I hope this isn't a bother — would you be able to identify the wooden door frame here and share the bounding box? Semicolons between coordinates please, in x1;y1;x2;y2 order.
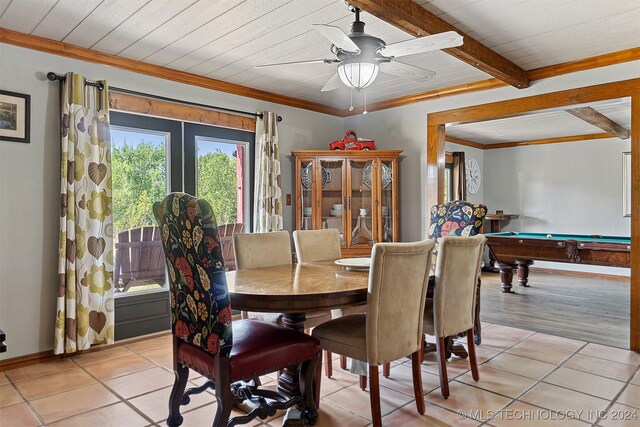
426;78;640;351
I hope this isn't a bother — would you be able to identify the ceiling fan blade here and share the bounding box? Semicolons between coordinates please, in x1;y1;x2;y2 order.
381;31;463;58
380;61;436;81
321;73;343;92
256;59;337;68
313;24;360;53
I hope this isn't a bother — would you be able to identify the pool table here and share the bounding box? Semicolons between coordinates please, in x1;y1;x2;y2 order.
485;232;631;293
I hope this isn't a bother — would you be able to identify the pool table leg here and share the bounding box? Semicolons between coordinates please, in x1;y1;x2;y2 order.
516;260;534;287
497;262;515;293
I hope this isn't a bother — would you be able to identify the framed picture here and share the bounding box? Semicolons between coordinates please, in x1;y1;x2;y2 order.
0;90;30;143
623;151;631;217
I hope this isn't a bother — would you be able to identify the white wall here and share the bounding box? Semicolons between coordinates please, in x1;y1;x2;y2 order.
0;43;343;360
484;137;631;275
344;60;638;262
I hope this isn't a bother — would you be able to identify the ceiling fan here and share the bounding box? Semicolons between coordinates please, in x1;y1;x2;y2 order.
256;4;463;95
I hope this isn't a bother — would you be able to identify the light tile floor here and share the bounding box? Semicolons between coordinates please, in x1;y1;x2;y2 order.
1;325;640;426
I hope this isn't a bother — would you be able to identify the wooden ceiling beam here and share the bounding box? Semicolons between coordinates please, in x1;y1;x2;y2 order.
566;107;630;139
483;132;612;149
445;135;486;150
348;0;529;89
344;47;640;116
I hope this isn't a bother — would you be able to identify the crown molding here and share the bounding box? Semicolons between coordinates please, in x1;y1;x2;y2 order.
1;28;637;119
344;47;640;116
0;28;343;117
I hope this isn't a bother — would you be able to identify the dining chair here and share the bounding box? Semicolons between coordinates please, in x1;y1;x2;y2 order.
312;240;435;427
153;193;321;427
428;200;487;349
424;235;486;398
293;228;367;381
380;201;487;380
234;230;332;329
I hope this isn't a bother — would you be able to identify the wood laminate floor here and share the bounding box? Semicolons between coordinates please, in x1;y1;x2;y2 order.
480;270;630;349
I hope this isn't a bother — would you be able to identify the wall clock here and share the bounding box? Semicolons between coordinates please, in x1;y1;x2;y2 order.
465;157;481;195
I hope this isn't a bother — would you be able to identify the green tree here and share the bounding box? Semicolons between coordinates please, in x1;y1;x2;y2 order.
111;142;239;237
197;150;238;225
111;140;166;236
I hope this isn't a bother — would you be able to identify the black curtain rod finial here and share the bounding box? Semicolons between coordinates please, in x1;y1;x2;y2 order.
47;72;63;82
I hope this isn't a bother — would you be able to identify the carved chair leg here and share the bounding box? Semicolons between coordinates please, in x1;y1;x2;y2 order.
324;351;332;378
340;355;347;370
436;337;450;399
212;357;233;427
299;354;320;426
359;375;367;390
467;328;479;381
419;334;425;364
369;365;382;427
411;350;425;415
383;363;390;378
167;363;189;427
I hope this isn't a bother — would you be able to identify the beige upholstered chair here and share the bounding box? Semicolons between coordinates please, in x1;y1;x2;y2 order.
293;229;342;263
423;235;486;398
293;229;366;379
312;240;435;427
233;230;332;328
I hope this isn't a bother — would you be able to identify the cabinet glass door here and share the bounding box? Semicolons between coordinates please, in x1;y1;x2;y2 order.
319;159;345;246
348;160;375;247
299;159;315;230
379;159;395;242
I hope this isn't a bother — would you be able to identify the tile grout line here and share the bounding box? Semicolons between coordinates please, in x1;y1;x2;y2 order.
449;330;588;425
591;364;640;426
2;372;47;426
482;339;603;425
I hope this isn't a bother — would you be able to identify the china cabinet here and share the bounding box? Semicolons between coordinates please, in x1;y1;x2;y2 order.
292;150;401;257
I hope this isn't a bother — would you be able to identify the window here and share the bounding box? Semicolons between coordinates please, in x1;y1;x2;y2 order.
444;162;453;202
109;111;254;339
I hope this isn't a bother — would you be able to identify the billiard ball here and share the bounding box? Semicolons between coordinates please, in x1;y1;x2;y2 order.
546;234;552;239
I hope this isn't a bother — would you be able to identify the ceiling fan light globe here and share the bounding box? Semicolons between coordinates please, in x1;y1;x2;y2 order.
337;62;379;90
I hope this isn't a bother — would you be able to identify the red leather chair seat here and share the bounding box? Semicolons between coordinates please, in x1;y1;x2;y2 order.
177;319;320;382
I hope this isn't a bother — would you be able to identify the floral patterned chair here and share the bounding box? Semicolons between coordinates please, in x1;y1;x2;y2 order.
428;201;488;258
428;200;487;347
154;193;321;427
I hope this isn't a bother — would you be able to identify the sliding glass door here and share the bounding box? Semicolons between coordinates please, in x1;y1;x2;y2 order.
110;112;253;339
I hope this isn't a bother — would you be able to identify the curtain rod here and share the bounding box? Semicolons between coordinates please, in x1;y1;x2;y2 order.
46;72;282;122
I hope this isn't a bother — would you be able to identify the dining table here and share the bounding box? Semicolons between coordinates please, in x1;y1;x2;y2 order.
225;259;481;424
226;261;369;425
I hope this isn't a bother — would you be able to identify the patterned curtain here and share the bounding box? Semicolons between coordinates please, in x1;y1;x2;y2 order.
452;151;467;201
253;112;283;232
55;73;114;354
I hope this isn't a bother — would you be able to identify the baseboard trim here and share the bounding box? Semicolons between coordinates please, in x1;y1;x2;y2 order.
0;330;171;372
0;350;58;372
529;267;630;282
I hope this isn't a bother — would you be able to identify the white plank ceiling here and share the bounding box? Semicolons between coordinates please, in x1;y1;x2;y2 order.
446;98;631;144
0;0;638;110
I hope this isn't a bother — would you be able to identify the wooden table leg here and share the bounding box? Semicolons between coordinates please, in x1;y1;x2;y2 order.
497;262;516;293
279;313;307;397
516;260;534;287
279;313;309;427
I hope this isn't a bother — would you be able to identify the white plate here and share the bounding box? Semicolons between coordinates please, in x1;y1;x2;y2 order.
335;257;371;271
